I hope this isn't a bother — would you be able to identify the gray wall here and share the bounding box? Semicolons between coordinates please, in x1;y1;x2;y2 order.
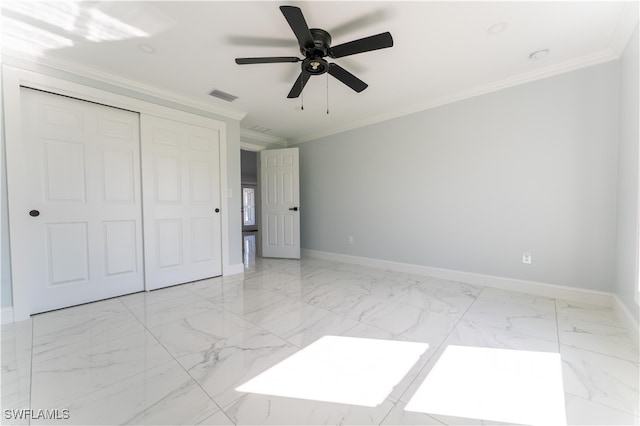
297;61;621;292
0;58;243;309
615;24;640;321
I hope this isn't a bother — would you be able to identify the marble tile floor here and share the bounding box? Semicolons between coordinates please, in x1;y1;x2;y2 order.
1;256;638;425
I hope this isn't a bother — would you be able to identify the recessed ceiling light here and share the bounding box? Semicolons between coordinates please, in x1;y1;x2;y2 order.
529;48;550;61
137;43;156;54
487;22;508;35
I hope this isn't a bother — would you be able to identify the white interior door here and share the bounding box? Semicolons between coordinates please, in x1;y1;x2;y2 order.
141;114;222;290
15;88;144;314
261;147;300;259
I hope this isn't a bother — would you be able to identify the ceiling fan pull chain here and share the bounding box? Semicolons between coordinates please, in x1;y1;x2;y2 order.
326;73;330;115
301;77;304;110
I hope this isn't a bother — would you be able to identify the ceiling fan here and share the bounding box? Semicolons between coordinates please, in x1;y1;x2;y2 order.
235;5;393;98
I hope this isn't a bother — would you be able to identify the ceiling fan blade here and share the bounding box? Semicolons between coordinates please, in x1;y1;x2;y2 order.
236;57;301;65
327;63;368;93
280;6;315;50
330;32;393;58
287;72;311;98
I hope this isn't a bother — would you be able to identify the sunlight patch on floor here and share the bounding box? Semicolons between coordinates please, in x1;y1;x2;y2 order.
405;345;566;425
236;335;429;407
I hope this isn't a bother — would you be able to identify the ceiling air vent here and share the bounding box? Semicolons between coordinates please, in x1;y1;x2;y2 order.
249;125;271;133
208;89;238;102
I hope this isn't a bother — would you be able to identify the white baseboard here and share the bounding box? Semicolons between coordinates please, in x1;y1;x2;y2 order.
1;307;14;324
302;249;613;307
224;263;245;276
1;264;246;325
613;294;640;348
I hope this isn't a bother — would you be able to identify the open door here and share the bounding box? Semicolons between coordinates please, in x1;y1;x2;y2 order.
261;148;300;259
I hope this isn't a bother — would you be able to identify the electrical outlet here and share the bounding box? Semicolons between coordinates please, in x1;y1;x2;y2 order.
347;236;354;245
522;252;532;264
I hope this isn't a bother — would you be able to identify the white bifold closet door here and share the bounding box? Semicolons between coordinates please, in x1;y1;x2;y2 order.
18;88;144;314
141;115;222;290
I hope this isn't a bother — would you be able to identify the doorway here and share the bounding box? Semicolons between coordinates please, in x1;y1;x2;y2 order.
241;150;260;262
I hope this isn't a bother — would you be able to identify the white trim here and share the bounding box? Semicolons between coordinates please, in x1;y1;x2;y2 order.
224;263;245;276
289;49;619;145
240;129;287;147
240;142;267;152
610;2;640;56
302;249;613;307
1;307;14;324
218;125;232;281
4;67;31;322
3;65;234;321
613;294;640;348
637;15;640;308
3;53;247;121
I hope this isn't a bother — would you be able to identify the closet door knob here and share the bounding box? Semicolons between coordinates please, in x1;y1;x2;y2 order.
215;208;220;213
29;210;40;217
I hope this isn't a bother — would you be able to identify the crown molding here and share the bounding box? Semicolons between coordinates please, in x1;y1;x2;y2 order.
240;128;288;147
610;2;639;56
289;48;620;145
1;52;248;121
240;142;267;152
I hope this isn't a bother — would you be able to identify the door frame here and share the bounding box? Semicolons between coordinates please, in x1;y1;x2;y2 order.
241;184;258;232
240;143;267;258
2;66;232;321
260;147;301;259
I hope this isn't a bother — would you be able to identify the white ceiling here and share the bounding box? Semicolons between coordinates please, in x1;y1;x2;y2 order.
2;1;638;144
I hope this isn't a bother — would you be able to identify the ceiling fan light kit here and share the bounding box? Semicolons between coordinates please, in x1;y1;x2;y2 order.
235;5;393;99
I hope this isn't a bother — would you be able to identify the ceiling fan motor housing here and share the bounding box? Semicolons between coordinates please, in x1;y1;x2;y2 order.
303;28;331;56
300;29;331;75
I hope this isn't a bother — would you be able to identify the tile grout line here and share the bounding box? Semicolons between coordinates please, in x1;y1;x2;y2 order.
154;273;337;420
453;293;561;346
182;278;330;418
382;282;488;411
34;299;209;423
184;267;364;349
179;264;432;422
554;298;561;354
377;283;489;425
553;298;639;363
116;296;237;425
182;276;312;349
565;390;640;420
